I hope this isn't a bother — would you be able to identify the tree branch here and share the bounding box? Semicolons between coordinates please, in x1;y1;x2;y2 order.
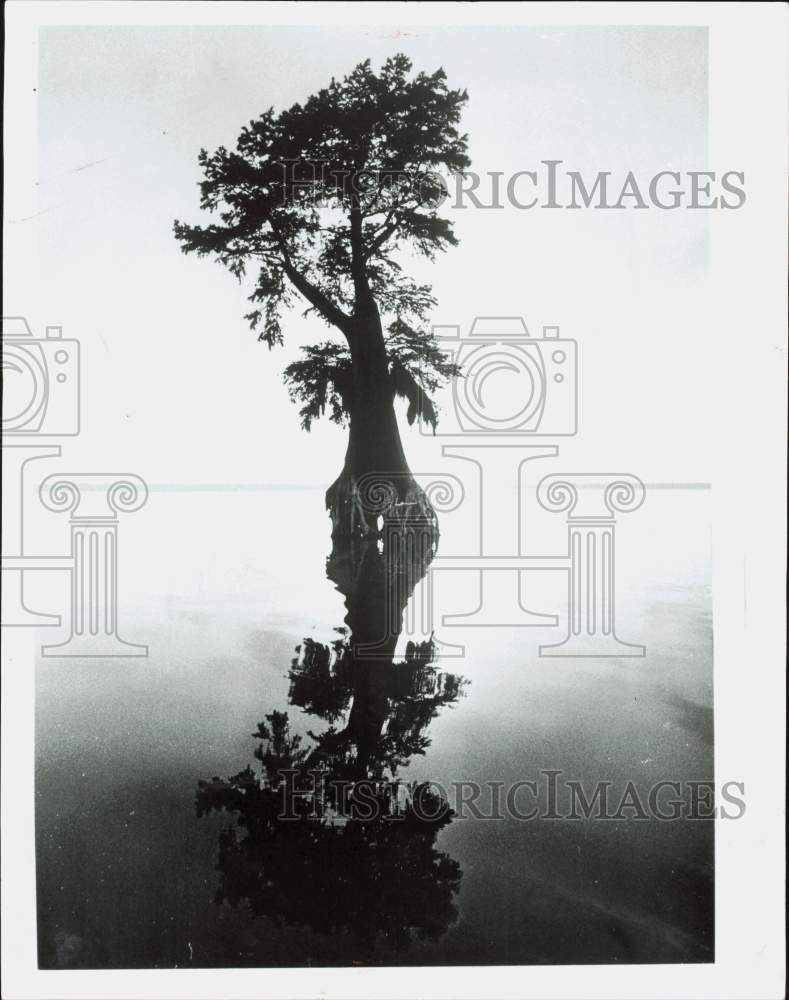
365;220;398;261
272;227;353;336
349;200;374;313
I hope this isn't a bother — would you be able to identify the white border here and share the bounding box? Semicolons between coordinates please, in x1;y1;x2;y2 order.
3;3;787;998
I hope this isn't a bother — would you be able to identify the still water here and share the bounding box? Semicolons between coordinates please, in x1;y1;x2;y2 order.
36;487;713;968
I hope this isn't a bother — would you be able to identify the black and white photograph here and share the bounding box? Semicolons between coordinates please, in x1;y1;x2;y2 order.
2;4;786;999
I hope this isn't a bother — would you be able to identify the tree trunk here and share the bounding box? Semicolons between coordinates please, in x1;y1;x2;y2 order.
326;527;428;777
325;309;437;542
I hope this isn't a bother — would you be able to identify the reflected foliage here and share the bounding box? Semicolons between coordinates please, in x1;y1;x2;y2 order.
196;526;468;956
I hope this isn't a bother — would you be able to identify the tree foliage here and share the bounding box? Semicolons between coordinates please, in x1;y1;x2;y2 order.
283;319;461;431
174;54;469;431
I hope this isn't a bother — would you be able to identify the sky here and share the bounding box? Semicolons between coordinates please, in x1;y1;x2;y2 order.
18;24;710;486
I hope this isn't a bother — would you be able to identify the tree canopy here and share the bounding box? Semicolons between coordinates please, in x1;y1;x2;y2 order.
174;54;469;432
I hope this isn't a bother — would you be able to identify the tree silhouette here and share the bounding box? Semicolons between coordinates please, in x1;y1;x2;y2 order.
174;55;469;535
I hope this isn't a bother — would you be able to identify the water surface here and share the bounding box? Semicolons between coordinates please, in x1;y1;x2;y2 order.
36;488;713;967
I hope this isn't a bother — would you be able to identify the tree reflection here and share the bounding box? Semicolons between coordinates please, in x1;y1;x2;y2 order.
196;521;467;956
